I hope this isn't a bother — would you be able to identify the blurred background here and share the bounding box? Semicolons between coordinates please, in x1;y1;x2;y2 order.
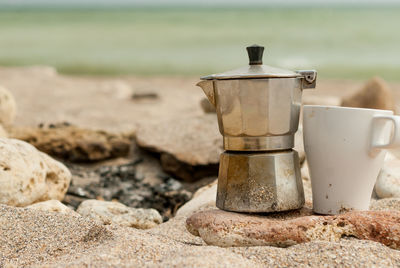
0;0;400;234
0;0;399;80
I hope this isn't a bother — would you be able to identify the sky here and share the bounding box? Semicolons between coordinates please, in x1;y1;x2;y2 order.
0;0;399;6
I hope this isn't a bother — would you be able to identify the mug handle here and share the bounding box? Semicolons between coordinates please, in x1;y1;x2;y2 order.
370;115;400;151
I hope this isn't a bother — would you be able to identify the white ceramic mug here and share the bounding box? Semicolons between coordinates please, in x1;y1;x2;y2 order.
303;105;400;214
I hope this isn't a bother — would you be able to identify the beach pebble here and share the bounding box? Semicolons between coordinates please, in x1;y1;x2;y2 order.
0;85;17;126
27;200;77;215
77;199;162;229
0;138;71;207
341;77;394;111
186;209;400;249
375;160;400;199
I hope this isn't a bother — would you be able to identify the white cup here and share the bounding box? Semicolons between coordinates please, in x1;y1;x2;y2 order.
303;105;400;214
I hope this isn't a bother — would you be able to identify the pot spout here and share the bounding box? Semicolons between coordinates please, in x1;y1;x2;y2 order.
196;80;215;107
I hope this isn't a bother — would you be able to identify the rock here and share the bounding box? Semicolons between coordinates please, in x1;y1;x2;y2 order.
370;198;400;211
39;152;72;201
375;160;400;199
136;115;221;166
176;180;217;217
341;77;394;111
0;138;71;206
136;115;222;181
77;200;162;229
200;98;216;113
27;200;77;215
186;209;400;249
160;153;218;182
10;123;132;162
0;85;17;126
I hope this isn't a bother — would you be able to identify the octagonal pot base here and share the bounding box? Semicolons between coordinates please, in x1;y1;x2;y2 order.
216;149;305;213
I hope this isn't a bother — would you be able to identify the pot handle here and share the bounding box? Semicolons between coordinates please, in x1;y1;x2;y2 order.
370;115;400;155
297;70;317;89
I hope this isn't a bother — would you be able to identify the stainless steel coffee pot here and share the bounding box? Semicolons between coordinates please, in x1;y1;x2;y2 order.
197;45;316;152
197;45;317;213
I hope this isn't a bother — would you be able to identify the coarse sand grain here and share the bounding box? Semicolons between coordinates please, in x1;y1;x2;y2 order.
1;205;400;267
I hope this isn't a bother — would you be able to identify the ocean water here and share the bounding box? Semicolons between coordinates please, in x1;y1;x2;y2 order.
0;7;399;80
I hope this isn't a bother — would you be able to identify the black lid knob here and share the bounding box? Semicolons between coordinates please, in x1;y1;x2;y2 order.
246;44;264;65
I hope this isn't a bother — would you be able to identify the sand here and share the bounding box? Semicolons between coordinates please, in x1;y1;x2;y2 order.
1;205;400;267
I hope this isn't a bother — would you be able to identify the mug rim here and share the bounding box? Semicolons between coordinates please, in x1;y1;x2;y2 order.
303;105;393;114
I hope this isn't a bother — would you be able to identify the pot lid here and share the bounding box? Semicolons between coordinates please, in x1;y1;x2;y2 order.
201;45;302;80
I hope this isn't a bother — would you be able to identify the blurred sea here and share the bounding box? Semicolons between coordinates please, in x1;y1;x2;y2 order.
0;6;399;80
